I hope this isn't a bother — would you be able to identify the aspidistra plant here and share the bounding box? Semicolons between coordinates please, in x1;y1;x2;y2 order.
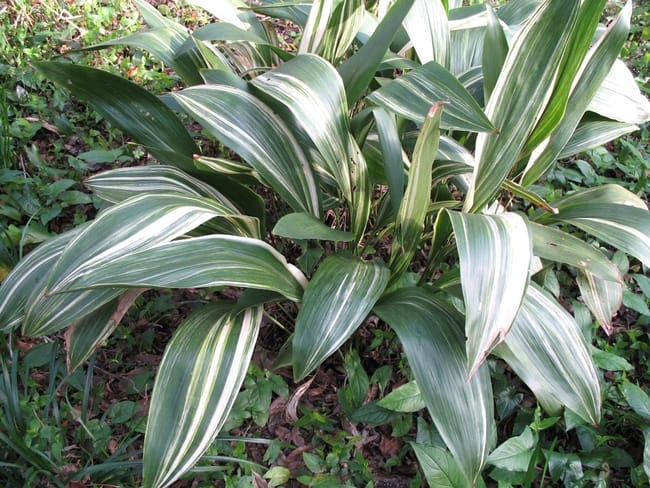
1;0;649;486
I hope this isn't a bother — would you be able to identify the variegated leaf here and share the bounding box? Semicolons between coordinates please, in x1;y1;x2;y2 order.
521;1;632;185
86;165;238;210
143;302;263;488
293;254;390;380
0;227;81;332
587;58;650;125
402;0;449;67
558;120;639;160
465;0;581;211
446;210;532;377
390;103;444;279
367;61;495;133
299;0;364;63
46;194;245;293
173;85;321;217
495;284;600;424
530;222;621;283
375;287;495;485
251;54;353;201
536;185;650;268
58;235;307;302
576;271;622;335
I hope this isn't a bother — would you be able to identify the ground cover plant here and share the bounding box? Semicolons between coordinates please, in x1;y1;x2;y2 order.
1;0;650;487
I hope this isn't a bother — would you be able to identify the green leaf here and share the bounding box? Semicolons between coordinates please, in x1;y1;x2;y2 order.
623;288;650;316
367;61;495;133
61;235;307;302
487;427;536;472
621;382;650;422
372;108;405;214
173;85;321;217
272;213;353;242
389;103;443;279
375;287;495;484
410;443;470;488
142;302;262;488
643;426;650;480
402;0;449;67
378;381;426;413
521;1;632;185
35;62;200;172
494;284;601;425
465;0;581;211
530;223;621;283
337;0;416;105
577;271;622;335
65;289;144;372
481;5;508;101
590;347;633;372
447;210;532;377
293;254;389;380
251;54;353;202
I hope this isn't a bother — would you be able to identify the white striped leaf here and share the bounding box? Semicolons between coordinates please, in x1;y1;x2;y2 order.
446;210;532;377
367;61;495;133
350;136;373;245
59;235;307;302
389;103;444;280
0;227;81;332
299;0;364;64
292;254;390;380
46;194;246;294
35;62;200;172
86;165;239;209
251;54;353;202
465;0;581;212
530;223;621;283
142;302;263;488
85;166;261;238
402;0;449;67
521;1;632;185
494;283;601;425
576;270;622;336
537;186;650;268
587;58;650;125
65;289;145;372
375;287;495;485
558;120;639;160
523;0;607;153
25;288;128;338
173;85;321;217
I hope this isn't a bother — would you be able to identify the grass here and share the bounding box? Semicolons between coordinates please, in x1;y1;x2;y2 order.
0;0;649;486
